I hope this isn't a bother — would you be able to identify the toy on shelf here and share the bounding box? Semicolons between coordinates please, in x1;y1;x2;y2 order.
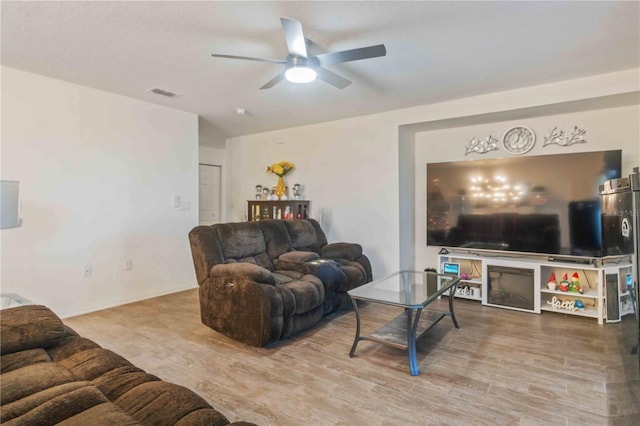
569;272;584;294
559;273;570;292
574;300;585;310
547;272;557;290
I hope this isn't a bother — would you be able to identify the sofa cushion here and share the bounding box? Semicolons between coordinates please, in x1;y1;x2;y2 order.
321;242;363;261
0;362;77;405
1;305;66;355
115;381;219;425
226;252;273;271
55;347;133;382
260;219;293;259
276;275;324;315
47;336;101;362
284;220;321;251
1;381;91;423
272;270;304;283
1;348;51;373
2;385;116;426
91;366;160;401
175;408;231;426
215;222;273;270
56;401;140;426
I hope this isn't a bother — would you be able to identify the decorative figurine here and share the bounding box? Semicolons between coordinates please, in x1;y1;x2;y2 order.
293;183;302;200
569;272;583;293
547;272;557;290
559;274;570;292
574;300;585;310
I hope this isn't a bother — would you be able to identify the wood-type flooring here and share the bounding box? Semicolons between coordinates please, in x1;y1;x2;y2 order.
65;289;640;425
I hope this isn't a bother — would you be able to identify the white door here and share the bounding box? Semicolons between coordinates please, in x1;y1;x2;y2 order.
199;164;221;225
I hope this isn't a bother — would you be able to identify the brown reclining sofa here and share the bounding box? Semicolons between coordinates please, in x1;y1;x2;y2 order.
0;304;254;425
189;219;372;347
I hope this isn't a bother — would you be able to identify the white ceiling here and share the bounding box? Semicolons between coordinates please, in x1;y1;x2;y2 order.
2;1;639;148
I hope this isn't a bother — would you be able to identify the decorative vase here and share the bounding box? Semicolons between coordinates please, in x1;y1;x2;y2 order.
275;176;286;199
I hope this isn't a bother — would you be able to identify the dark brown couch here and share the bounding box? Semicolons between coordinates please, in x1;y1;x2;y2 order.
189;219;372;347
0;305;253;425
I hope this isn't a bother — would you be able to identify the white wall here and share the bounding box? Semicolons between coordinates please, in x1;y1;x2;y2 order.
225;69;639;279
226;116;400;277
0;67;199;318
199;145;225;166
414;104;640;269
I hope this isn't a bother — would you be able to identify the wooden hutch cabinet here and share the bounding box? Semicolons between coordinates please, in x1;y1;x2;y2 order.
247;200;310;221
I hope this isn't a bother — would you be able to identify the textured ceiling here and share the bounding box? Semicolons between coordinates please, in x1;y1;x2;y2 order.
2;1;639;148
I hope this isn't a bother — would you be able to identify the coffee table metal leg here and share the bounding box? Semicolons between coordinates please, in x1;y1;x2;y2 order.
407;308;423;376
349;298;361;357
448;282;460;329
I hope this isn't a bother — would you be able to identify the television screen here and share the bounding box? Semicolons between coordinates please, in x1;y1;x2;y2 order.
426;150;621;257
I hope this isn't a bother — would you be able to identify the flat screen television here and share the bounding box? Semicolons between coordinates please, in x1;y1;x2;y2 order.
426;150;621;257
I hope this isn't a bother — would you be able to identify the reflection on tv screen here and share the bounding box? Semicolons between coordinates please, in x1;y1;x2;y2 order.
426;150;621;257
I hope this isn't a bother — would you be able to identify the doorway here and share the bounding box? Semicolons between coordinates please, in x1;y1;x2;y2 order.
199;164;221;225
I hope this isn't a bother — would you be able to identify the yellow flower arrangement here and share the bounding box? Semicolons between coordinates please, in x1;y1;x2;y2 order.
266;161;294;177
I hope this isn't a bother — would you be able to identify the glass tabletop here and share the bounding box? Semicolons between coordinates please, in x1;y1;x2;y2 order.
0;293;32;310
347;270;460;308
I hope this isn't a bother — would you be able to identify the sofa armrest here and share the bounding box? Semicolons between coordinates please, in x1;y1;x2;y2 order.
278;251;320;264
273;251;320;272
0;305;66;355
199;276;281;347
320;242;363;261
209;263;276;286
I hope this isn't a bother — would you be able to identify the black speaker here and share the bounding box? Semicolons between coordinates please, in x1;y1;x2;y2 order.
424;267;438;295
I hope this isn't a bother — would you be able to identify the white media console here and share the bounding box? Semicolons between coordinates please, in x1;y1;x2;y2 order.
437;251;634;325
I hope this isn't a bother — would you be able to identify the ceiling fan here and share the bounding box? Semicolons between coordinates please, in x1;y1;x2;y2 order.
211;17;386;89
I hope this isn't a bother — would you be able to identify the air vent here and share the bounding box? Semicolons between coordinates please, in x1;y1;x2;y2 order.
148;88;177;97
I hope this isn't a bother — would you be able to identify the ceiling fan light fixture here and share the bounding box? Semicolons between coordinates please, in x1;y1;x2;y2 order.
285;66;316;84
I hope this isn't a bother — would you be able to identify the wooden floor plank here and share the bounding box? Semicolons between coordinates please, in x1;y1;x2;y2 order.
64;289;640;425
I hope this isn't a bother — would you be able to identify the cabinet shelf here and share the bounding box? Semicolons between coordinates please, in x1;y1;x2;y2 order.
540;304;599;318
540;288;598;299
248;200;309;221
437;255;484;303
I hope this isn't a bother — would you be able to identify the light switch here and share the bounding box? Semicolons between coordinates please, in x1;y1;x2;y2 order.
173;195;181;208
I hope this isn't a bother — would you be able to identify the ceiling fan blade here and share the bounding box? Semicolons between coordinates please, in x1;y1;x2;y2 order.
280;17;308;58
259;72;285;90
211;53;285;65
315;44;386;66
315;67;351;89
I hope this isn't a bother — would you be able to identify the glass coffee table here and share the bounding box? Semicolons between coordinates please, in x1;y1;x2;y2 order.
348;270;461;376
0;293;32;310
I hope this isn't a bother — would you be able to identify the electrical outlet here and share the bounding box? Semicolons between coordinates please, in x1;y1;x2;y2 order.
83;264;92;277
124;259;133;271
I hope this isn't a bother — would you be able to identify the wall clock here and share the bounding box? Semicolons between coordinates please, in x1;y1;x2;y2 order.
502;126;535;155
